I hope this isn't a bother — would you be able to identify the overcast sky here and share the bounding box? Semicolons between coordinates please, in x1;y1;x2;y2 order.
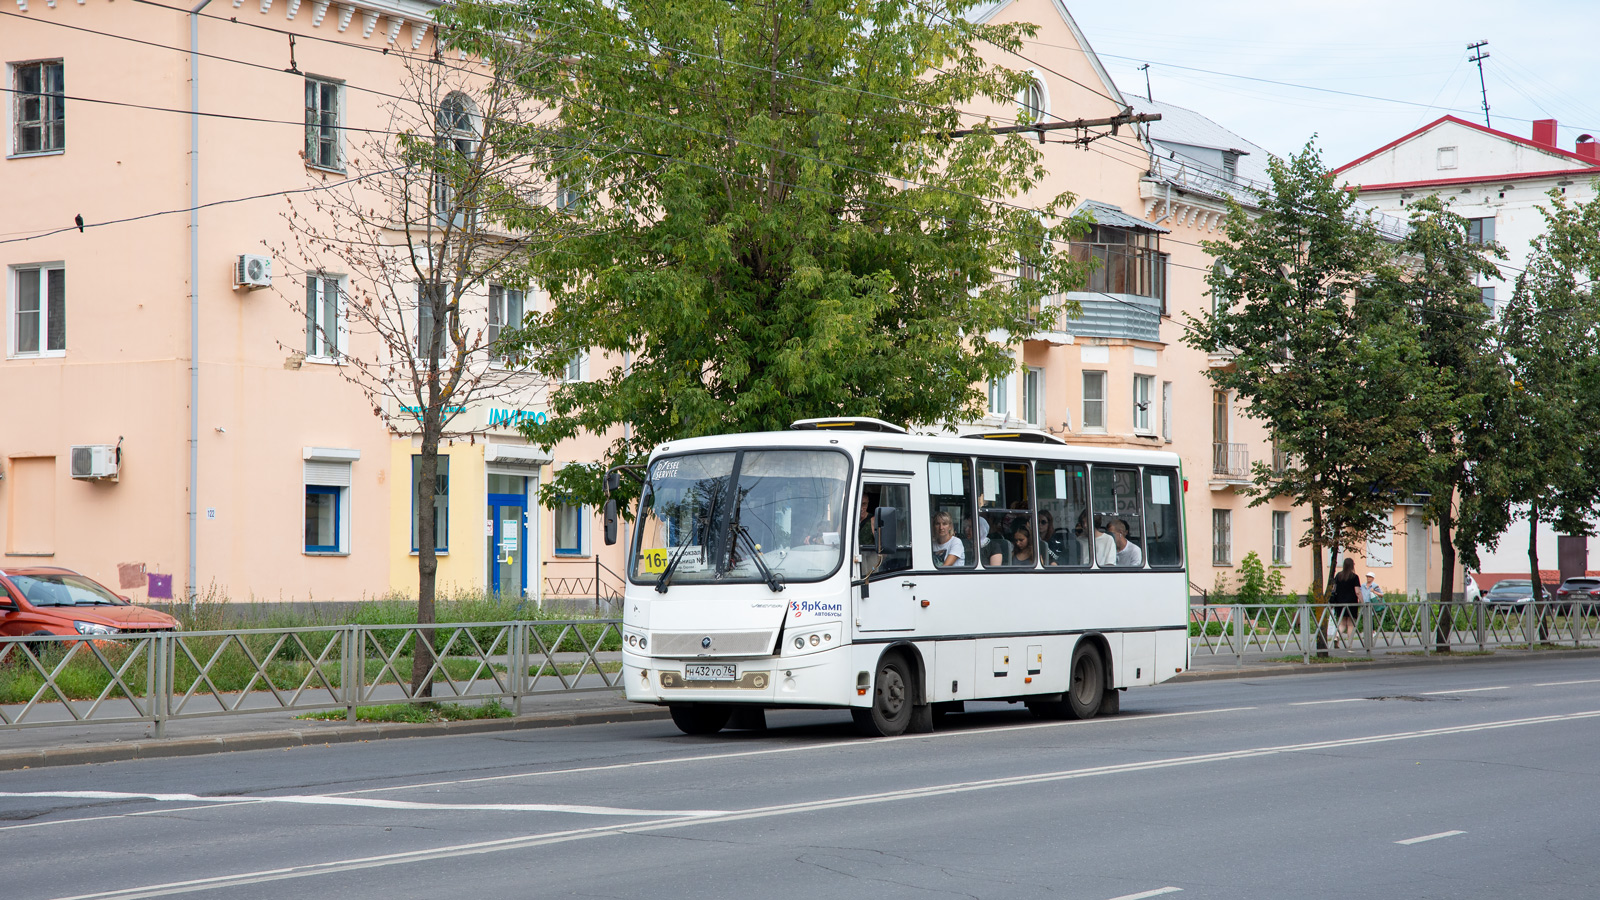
1062;1;1600;168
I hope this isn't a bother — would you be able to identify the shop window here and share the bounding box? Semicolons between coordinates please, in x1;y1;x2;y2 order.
411;454;449;552
554;500;586;555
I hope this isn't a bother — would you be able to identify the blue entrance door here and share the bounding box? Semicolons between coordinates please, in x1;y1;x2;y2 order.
487;475;529;597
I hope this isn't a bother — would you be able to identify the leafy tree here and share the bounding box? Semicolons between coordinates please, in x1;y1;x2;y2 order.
441;0;1087;507
1185;142;1445;653
1366;194;1504;649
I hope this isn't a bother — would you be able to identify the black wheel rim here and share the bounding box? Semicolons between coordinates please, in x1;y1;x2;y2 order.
1072;655;1096;706
879;665;906;718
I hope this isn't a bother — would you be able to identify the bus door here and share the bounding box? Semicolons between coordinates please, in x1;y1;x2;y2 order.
854;477;917;633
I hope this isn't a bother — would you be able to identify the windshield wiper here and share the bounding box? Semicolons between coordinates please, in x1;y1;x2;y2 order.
654;537;699;594
733;524;785;593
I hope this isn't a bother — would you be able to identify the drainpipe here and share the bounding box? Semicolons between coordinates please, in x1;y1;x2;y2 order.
188;0;213;611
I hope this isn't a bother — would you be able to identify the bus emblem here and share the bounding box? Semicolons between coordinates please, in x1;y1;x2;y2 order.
701;636;712;649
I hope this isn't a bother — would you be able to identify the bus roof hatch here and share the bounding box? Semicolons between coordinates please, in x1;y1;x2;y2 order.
790;417;909;435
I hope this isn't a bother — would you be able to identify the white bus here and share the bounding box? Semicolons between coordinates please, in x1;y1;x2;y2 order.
607;418;1190;737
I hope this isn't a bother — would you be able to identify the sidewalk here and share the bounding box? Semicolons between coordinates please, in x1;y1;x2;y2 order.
2;646;1596;772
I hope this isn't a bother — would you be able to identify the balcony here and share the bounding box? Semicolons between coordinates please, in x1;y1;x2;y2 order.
1068;242;1169;308
1212;442;1249;481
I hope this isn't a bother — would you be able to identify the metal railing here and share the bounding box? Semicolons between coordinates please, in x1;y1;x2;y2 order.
542;558;626;612
0;619;622;735
1212;441;1249;478
1190;598;1600;664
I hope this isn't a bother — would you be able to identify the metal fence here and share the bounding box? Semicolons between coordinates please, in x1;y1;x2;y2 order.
1190;599;1600;664
0;619;622;736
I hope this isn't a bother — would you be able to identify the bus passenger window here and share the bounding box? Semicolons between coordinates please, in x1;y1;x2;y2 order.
1090;465;1145;568
927;457;975;568
1035;461;1087;568
977;458;1037;568
1142;467;1183;567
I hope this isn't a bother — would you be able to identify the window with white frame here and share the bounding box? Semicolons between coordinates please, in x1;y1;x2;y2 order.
987;371;1014;418
1019;77;1046;124
433;93;477;227
1133;374;1153;433
564;351;589;383
1161;380;1173;442
304;76;343;170
410;454;449;553
12;264;64;357
488;285;524;361
1272;510;1290;565
416;282;451;361
553;500;586;555
305;274;344;359
1212;509;1232;566
303;453;355;555
1022;366;1043;426
12;60;64;155
1081;371;1106;432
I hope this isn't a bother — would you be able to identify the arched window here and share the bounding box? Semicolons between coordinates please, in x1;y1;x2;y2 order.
1020;78;1046;125
433;92;479;226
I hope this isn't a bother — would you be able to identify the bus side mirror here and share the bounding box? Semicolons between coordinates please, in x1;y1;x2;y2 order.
873;506;899;555
604;469;621;494
603;499;618;546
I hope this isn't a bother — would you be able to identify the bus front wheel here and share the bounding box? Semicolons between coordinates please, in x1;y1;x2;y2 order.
669;703;732;735
852;651;914;737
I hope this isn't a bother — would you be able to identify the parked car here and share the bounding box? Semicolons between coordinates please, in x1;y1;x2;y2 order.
0;567;180;639
1464;574;1481;604
1483;578;1534;610
1554;577;1600;614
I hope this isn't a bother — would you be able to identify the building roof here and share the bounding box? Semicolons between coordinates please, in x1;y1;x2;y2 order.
1332;115;1594;178
1127;97;1275;204
1074;199;1169;233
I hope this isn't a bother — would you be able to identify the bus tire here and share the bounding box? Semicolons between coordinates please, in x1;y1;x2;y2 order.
852;651;914;737
668;703;732;735
1100;686;1121;717
1065;643;1105;720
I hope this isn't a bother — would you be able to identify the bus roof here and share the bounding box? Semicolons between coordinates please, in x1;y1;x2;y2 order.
651;429;1183;468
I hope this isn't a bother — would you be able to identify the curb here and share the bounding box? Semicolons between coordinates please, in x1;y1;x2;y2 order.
0;704;671;772
1173;646;1600;682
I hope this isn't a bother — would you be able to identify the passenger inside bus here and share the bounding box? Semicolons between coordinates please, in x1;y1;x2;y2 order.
1108;518;1143;567
979;509;1012;565
931;511;965;567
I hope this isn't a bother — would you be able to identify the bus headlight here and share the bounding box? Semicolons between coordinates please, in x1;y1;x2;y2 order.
794;636;805;649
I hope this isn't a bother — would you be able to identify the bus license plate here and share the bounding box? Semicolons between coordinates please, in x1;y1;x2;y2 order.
685;663;736;681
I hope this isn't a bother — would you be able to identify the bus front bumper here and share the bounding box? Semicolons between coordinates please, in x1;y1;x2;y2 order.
622;645;863;707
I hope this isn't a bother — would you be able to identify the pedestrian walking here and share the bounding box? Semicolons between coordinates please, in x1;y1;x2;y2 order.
1329;558;1361;646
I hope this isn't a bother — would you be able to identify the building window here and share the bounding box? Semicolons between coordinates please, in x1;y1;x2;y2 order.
305;274;343;359
1020;77;1046;124
1082;371;1106;432
554;500;585;555
555;177;582;213
1272;511;1290;565
564;352;589;383
988;371;1014;418
12;264;65;357
1022;367;1043;426
488;285;524;361
1467;216;1495;245
12;60;64;155
303;453;354;555
1212;509;1232;566
1133;374;1153;433
1437;146;1458;170
410;454;449;552
1480;285;1496;312
1221;151;1239;182
416;282;450;361
433;93;477;226
1161;380;1173;443
304;76;343;170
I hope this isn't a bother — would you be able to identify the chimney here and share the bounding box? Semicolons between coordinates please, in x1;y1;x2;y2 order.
1578;134;1599;163
1532;118;1559;149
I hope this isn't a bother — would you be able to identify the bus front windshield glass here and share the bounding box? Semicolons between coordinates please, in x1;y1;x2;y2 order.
632;449;851;587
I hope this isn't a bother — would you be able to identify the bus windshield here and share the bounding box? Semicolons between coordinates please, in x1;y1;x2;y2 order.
631;449;851;587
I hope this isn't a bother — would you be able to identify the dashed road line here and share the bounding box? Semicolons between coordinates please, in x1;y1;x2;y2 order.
1421;687;1507;695
1535;679;1600;687
1106;888;1182;900
1396;830;1465;845
1289;698;1365;706
0;790;724;818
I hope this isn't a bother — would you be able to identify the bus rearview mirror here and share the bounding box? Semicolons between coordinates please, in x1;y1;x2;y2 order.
603;499;618;545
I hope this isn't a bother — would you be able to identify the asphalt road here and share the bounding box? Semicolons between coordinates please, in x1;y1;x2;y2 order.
2;657;1598;900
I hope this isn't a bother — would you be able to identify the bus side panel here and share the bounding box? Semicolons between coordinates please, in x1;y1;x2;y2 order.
1119;632;1156;687
1154;628;1188;683
932;640;974;703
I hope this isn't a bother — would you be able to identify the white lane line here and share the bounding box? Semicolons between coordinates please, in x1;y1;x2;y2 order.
0;791;723;818
1535;679;1600;687
1107;888;1182;900
0;706;1257;834
43;708;1600;900
1421;687;1508;695
1396;830;1465;845
1289;698;1365;706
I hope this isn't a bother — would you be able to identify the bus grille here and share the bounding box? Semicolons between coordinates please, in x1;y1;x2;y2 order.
650;631;773;656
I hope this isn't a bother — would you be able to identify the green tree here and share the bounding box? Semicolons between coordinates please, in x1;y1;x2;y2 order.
1185;142;1445;653
1366;194;1504;649
441;0;1087;506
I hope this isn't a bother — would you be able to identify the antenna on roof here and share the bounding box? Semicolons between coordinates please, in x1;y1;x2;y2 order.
1138;63;1152;102
1468;41;1491;129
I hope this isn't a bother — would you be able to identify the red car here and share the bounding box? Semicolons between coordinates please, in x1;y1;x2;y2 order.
0;566;181;638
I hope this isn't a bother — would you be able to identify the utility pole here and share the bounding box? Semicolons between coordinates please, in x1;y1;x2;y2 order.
1139;63;1152;102
1468;41;1491;129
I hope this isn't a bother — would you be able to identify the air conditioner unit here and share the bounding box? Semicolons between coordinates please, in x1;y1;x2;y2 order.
234;254;272;290
70;444;119;480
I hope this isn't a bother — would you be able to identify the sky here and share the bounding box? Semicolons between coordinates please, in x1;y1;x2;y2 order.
1064;1;1600;169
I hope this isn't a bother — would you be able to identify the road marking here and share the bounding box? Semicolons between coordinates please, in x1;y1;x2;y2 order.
0;790;723;818
1396;830;1465;845
43;708;1600;900
1289;698;1365;706
1536;679;1600;687
1107;888;1182;900
0;705;1258;834
1421;687;1507;695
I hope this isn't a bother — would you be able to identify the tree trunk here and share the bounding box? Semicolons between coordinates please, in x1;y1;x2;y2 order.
1311;500;1328;656
1527;503;1548;644
1436;500;1456;652
412;431;440;698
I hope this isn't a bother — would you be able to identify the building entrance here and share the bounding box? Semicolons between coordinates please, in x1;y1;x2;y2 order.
487;474;528;597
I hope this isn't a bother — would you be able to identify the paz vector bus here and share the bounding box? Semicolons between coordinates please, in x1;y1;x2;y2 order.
603;418;1191;737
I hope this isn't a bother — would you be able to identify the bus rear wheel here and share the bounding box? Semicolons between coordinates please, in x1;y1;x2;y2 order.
668;703;732;735
852;651;914;737
1065;643;1105;719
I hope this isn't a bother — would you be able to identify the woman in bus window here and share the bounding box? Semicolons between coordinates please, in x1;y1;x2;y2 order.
1010;523;1050;567
932;511;965;567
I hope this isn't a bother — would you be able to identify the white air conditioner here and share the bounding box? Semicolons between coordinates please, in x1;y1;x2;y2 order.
70;444;119;480
234;254;272;290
